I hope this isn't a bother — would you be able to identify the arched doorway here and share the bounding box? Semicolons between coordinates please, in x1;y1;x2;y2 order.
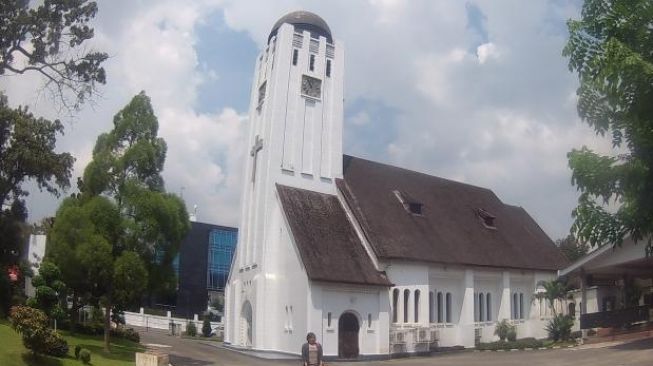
338;312;359;358
240;301;253;347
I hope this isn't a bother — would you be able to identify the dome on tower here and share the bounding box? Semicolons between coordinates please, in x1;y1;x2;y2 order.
268;11;332;43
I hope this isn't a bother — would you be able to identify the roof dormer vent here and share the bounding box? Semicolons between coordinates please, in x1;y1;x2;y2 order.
477;208;496;229
393;190;423;216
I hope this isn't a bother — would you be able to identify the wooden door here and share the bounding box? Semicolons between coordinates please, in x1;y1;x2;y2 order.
338;312;359;358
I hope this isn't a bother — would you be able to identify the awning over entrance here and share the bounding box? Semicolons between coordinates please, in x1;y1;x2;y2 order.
558;238;653;330
559;238;653;279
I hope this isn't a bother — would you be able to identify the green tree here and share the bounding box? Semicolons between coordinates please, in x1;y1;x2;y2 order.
556;234;589;263
1;0;108;110
46;195;116;329
0;94;74;317
49;92;189;351
564;0;653;252
27;261;67;324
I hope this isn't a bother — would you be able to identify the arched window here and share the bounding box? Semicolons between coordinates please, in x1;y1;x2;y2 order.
392;289;399;323
327;312;332;327
486;293;492;321
512;293;518;319
445;292;452;323
368;313;373;328
429;291;435;323
437;292;443;323
568;303;576;318
474;292;479;322
519;293;524;319
414;290;420;323
404;289;410;323
479;293;485;322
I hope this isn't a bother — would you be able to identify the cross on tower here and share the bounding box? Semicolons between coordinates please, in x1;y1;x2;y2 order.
250;135;264;183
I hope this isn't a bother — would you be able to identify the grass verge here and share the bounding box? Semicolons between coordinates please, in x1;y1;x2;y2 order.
0;320;144;366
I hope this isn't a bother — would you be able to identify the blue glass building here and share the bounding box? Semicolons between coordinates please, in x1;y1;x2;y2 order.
207;228;237;291
175;222;237;317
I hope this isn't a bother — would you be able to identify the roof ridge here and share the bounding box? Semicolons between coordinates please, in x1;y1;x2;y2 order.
343;154;498;195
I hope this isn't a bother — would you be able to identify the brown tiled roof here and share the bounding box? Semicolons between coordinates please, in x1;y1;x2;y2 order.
337;155;569;271
276;184;392;287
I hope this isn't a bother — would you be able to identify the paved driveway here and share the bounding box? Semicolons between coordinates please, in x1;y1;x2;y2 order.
135;328;653;366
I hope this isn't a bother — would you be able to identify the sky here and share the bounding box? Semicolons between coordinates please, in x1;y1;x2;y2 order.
2;0;614;241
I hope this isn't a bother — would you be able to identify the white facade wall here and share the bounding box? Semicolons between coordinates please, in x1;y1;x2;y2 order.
386;263;557;350
315;285;390;357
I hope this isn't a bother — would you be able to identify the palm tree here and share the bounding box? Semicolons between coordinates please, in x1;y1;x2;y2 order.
541;280;567;317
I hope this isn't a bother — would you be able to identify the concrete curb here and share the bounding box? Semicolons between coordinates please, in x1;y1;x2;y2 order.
475;344;578;352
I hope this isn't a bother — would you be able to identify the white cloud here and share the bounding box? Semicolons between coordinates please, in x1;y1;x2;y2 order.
348;111;371;126
477;42;499;64
1;0;613;241
1;0;248;228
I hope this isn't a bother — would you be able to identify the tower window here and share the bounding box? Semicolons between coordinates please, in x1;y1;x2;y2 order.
326;59;332;77
292;49;298;66
309;54;315;71
257;81;266;107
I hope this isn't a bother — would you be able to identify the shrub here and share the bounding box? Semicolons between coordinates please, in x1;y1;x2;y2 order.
80;348;91;364
545;314;574;341
477;337;544;351
202;318;212;337
507;327;517;342
43;331;69;357
185;321;197;337
76;322;105;335
124;327;140;343
494;319;515;341
9;306;69;357
75;344;82;359
110;327;140;343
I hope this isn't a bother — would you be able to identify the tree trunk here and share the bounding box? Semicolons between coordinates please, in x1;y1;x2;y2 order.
104;300;112;351
71;294;78;332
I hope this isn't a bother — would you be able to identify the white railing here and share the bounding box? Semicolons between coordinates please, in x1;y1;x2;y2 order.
123;309;222;336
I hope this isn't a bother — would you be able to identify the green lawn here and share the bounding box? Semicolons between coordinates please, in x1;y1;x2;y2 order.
0;321;144;366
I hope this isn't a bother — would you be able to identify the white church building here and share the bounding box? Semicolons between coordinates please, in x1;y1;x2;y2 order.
224;11;569;359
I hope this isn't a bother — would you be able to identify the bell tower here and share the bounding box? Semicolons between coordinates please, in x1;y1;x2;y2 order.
225;11;344;350
233;11;344;270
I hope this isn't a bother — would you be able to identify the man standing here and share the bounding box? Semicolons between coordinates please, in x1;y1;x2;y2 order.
301;332;323;366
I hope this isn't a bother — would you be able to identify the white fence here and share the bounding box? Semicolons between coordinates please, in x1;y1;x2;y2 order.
124;308;223;336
